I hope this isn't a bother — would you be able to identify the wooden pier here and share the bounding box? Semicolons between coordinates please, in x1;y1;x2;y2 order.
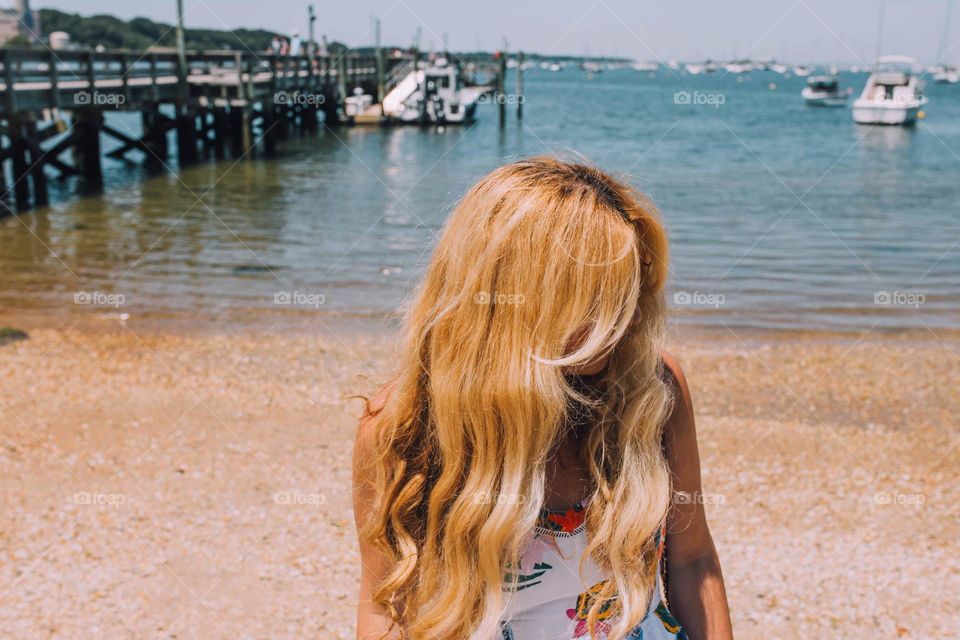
0;46;407;212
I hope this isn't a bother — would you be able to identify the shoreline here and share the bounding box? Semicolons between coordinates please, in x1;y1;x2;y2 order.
0;319;957;638
3;308;960;344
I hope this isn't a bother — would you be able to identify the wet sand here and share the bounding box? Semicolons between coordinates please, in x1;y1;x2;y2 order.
0;320;957;639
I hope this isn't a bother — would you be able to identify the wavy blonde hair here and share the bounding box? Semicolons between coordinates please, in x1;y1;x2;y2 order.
361;156;674;640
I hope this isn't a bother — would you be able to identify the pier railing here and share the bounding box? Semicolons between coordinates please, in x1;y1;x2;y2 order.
0;47;393;114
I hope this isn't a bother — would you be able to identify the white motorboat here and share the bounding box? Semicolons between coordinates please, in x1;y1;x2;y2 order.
382;58;480;124
801;75;850;107
852;56;927;125
793;65;812;77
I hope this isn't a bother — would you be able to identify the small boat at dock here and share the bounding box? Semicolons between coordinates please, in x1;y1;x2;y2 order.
382;58;480;125
344;88;374;117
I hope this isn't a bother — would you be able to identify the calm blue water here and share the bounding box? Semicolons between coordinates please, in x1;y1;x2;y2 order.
1;67;958;332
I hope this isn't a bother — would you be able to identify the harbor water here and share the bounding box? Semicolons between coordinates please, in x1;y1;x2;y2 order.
1;67;958;333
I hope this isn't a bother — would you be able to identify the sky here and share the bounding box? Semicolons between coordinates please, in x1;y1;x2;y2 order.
22;0;960;65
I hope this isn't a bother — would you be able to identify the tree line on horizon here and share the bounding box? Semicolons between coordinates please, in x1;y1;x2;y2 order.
22;9;628;63
34;9;317;53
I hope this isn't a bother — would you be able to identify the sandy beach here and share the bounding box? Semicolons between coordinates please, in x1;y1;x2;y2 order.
0;320;957;639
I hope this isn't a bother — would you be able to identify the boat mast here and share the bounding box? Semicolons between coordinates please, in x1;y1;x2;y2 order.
937;0;956;66
875;0;886;62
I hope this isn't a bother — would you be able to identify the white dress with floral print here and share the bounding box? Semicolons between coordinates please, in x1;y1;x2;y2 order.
498;500;686;640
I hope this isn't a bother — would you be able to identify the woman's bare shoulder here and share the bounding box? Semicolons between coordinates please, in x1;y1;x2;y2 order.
659;350;696;442
660;350;689;394
354;381;396;472
360;380;395;420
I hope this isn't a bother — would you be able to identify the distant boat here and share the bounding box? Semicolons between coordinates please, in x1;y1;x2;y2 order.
793;65;813;77
852;56;927;125
631;61;658;72
382;58;480;124
933;65;960;84
684;63;704;75
801;76;850;107
770;63;789;74
344;87;374;117
933;0;959;84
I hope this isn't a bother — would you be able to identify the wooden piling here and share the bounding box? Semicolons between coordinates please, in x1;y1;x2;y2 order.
212;106;227;158
141;104;169;163
320;87;339;127
516;51;524;120
374;18;385;105
413;48;425;124
8;120;30;209
176;108;198;166
73;110;103;189
228;105;244;157
337;54;347;116
24;119;48;207
497;53;507;128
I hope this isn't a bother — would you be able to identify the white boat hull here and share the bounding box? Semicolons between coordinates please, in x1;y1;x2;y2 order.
852;57;927;126
852;101;919;125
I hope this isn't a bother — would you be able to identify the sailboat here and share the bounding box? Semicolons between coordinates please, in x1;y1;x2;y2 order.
933;0;960;83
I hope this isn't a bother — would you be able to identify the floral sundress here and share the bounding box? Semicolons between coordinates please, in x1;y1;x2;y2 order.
498;500;687;640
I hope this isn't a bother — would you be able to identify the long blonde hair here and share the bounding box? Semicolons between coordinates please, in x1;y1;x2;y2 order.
361;156;674;640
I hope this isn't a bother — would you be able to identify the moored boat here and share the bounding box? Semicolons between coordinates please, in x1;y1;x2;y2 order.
382;58;480;125
852;56;927;125
801;75;850;107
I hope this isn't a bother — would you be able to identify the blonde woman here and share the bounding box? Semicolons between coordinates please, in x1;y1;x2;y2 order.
352;157;733;640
